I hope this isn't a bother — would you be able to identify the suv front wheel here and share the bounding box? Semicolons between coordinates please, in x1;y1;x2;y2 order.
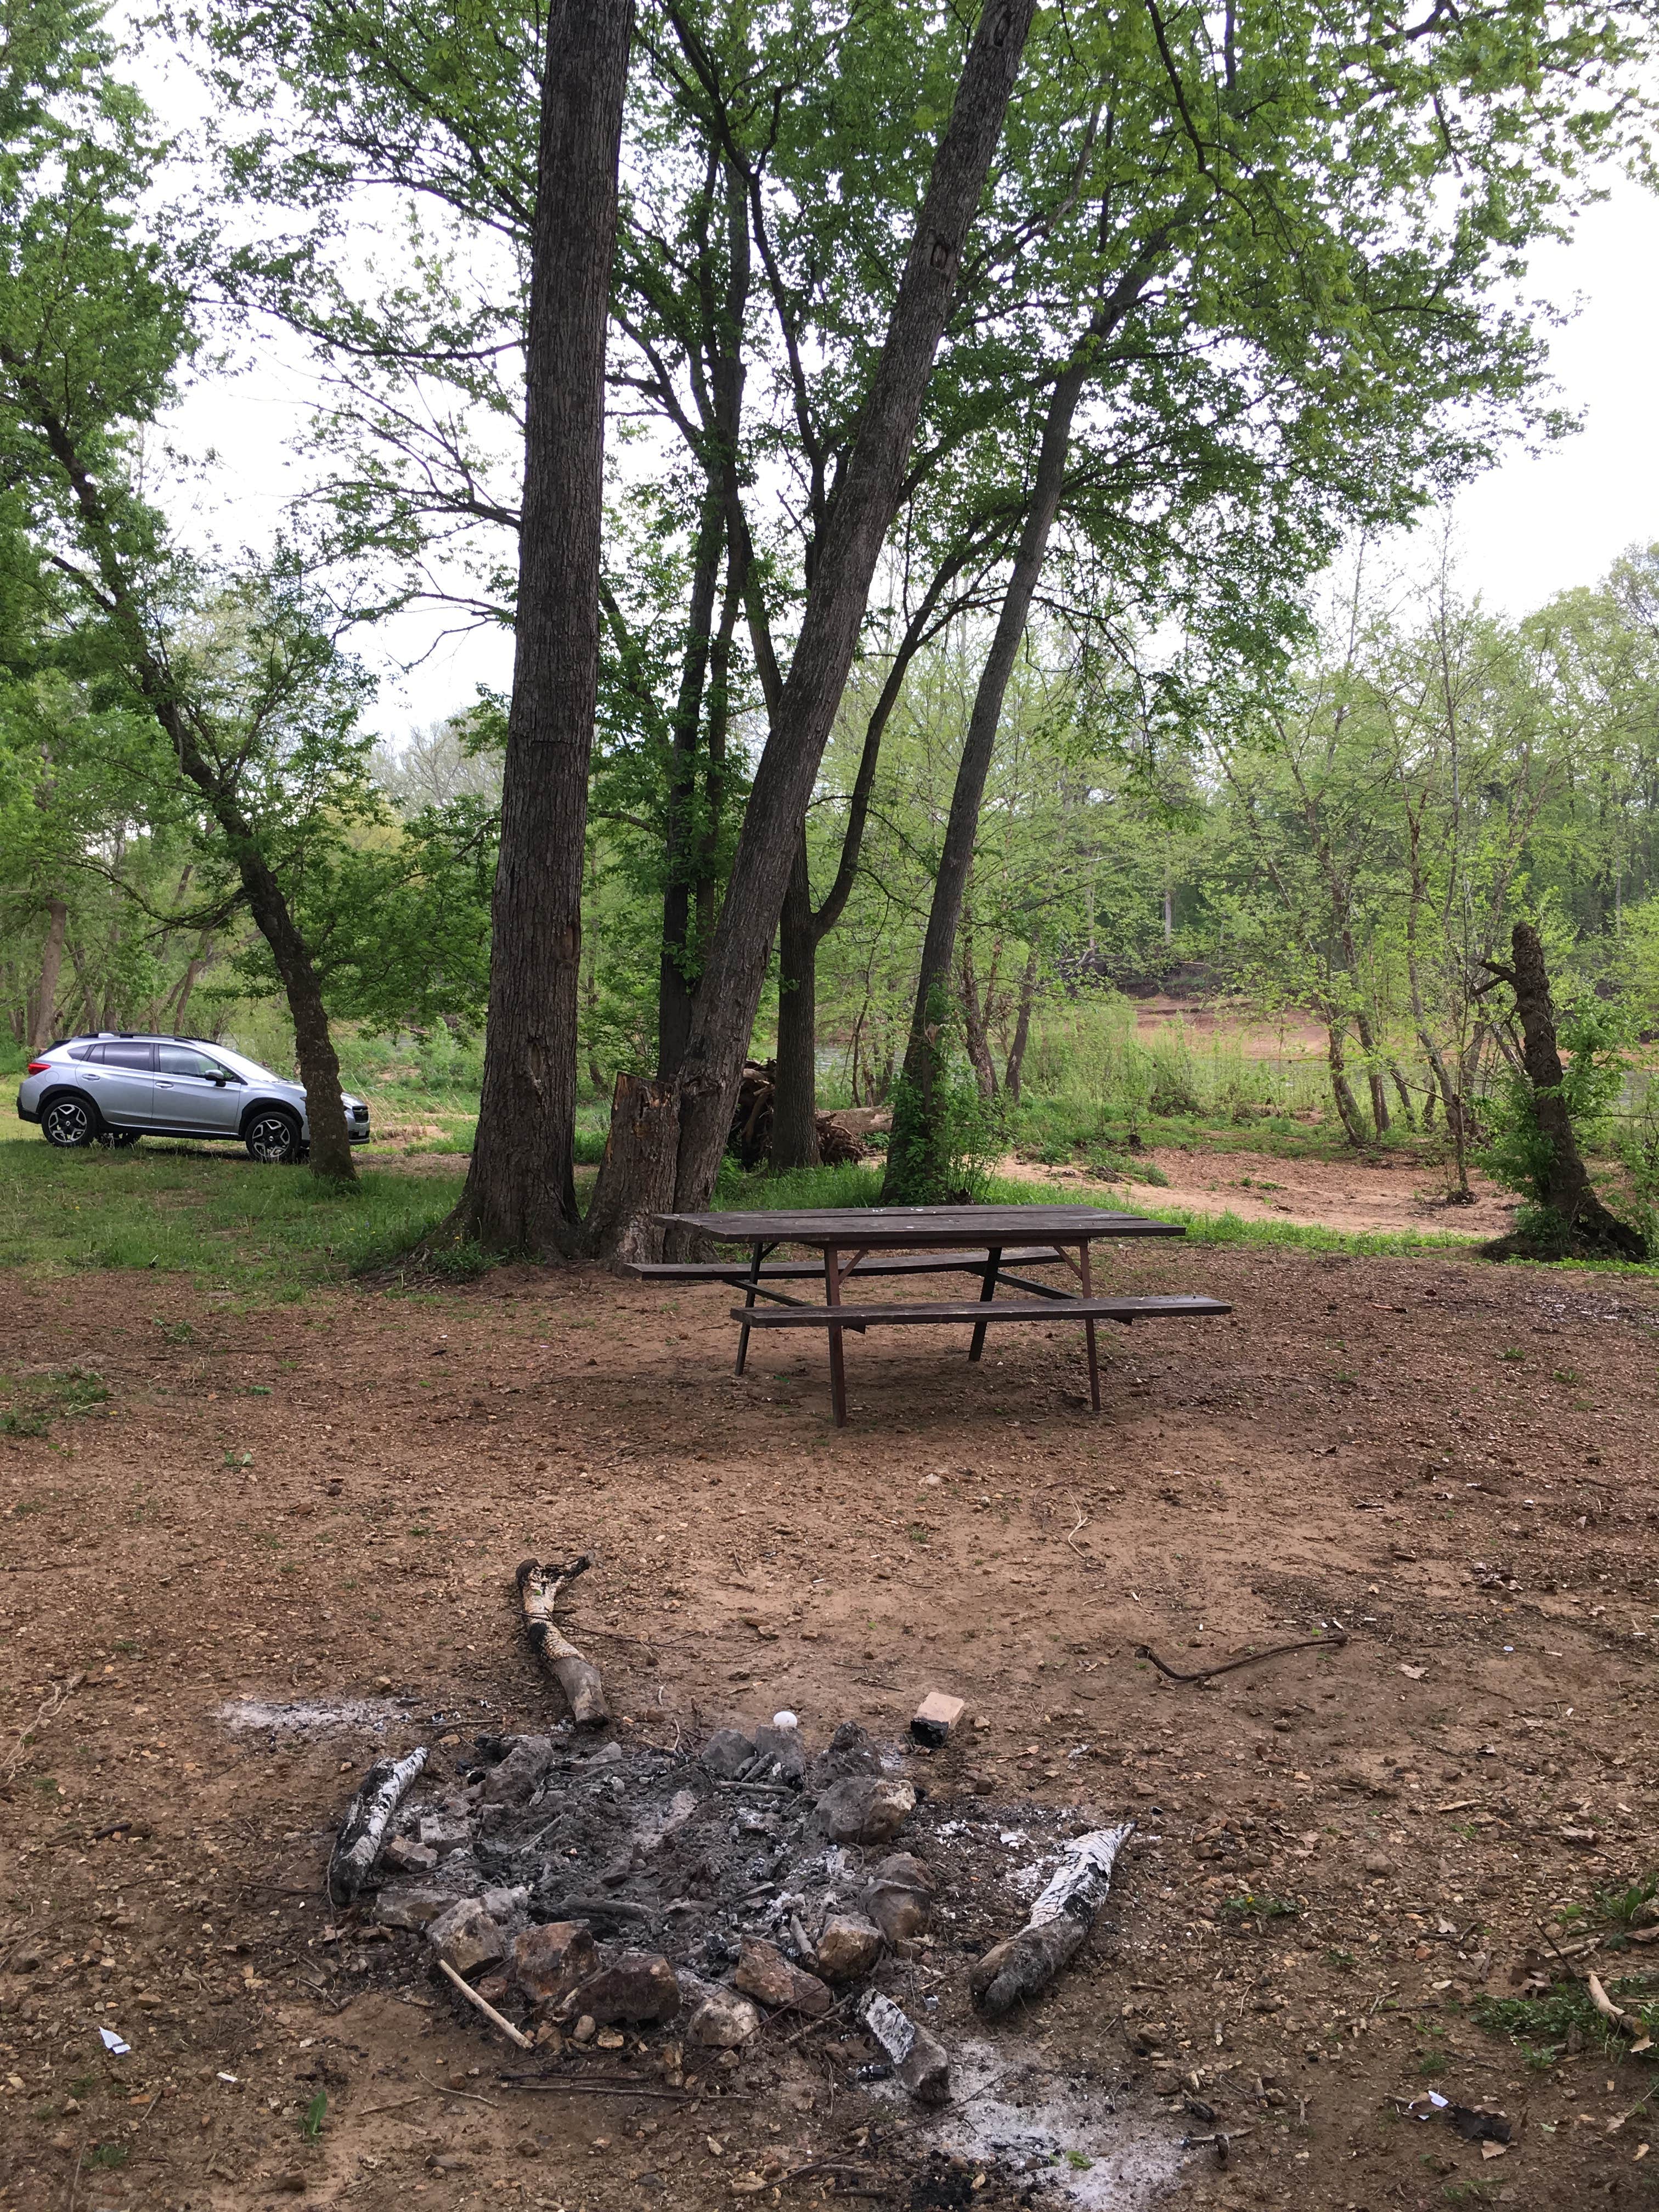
42;1093;101;1148
245;1109;303;1165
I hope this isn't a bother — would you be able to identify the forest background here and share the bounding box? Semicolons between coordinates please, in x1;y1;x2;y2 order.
8;0;1659;1259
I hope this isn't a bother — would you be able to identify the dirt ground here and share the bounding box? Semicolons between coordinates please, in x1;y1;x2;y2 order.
1001;1150;1518;1241
4;1239;1659;2212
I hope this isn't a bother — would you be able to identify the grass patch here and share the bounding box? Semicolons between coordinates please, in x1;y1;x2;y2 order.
0;1366;111;1439
1473;1975;1659;2060
0;1134;466;1299
707;1157;1481;1257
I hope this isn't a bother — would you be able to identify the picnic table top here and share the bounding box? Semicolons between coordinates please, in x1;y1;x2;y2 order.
651;1203;1184;1248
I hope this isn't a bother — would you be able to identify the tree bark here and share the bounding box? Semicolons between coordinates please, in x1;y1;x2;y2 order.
658;488;726;1078
1003;937;1041;1102
586;0;1036;1256
884;347;1089;1196
443;0;633;1255
771;832;820;1168
1486;922;1644;1257
1326;1024;1369;1149
768;548;986;1171
29;899;67;1053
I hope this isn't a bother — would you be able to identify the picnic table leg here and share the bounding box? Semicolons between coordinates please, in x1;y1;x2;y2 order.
823;1243;848;1429
968;1244;1003;1362
734;1242;766;1376
1078;1241;1101;1413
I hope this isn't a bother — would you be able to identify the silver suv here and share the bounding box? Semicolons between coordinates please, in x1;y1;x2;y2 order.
16;1035;371;1163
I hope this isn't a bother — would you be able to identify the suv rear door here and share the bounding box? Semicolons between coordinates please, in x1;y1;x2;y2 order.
81;1040;156;1126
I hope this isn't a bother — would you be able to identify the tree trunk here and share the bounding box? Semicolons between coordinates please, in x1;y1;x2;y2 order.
29;899;67;1053
443;0;633;1255
1004;938;1041;1102
768;554;976;1169
237;851;357;1180
586;0;1036;1254
658;488;726;1079
1491;922;1644;1257
885;346;1088;1197
581;1073;681;1267
959;934;997;1098
771;833;820;1169
1326;1025;1369;1149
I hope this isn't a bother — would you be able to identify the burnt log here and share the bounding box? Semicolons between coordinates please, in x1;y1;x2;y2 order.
517;1554;609;1728
327;1745;428;1904
969;1821;1134;2015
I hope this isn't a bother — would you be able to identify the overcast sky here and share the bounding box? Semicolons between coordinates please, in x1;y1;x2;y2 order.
145;21;1659;743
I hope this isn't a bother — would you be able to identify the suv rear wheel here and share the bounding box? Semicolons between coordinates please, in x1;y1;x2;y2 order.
42;1093;101;1148
245;1108;303;1164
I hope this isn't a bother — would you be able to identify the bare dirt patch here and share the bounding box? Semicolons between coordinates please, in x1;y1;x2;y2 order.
1001;1149;1519;1240
3;1245;1658;2211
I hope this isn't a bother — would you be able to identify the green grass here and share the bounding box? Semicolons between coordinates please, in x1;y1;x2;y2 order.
0;1365;111;1438
708;1157;1482;1257
1473;1976;1659;2061
0;1133;465;1297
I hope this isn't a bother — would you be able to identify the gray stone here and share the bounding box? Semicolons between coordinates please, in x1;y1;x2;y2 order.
864;1853;934;1942
815;1775;916;1845
374;1887;449;1931
417;1814;471;1857
814;1914;884;1985
733;1938;832;2017
751;1723;805;1786
381;1836;438;1875
685;1987;762;2049
509;1921;599;2010
426;1897;507;1979
481;1735;558;1808
806;1722;881;1793
699;1728;757;1780
572;1950;682;2024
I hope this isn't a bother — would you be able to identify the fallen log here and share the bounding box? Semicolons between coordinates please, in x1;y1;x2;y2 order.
328;1745;429;1904
969;1821;1135;2016
517;1555;609;1729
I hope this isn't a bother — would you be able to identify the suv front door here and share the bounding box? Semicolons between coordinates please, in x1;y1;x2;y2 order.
155;1045;245;1136
81;1041;156;1127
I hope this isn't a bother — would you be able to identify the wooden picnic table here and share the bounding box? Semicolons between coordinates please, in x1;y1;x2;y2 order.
647;1204;1226;1427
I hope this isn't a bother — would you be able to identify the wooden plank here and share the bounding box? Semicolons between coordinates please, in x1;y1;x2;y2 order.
730;1295;1231;1329
653;1205;1184;1246
625;1247;1068;1283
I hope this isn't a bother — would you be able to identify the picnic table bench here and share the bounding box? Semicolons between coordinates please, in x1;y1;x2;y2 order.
637;1204;1229;1427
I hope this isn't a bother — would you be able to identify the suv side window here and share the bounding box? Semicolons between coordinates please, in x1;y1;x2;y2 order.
95;1042;155;1070
157;1046;230;1080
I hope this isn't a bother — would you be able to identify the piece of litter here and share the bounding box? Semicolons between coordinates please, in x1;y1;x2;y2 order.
99;2028;131;2056
771;1711;798;1729
999;1830;1028;1848
217;2071;238;2084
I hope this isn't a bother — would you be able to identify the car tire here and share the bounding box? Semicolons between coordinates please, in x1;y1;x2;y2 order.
41;1092;101;1148
245;1109;303;1165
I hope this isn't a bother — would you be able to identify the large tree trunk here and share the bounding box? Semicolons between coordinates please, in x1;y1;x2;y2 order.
29;899;67;1053
771;833;820;1169
586;0;1036;1254
1325;1024;1369;1149
442;0;633;1256
1488;922;1645;1257
884;351;1088;1197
